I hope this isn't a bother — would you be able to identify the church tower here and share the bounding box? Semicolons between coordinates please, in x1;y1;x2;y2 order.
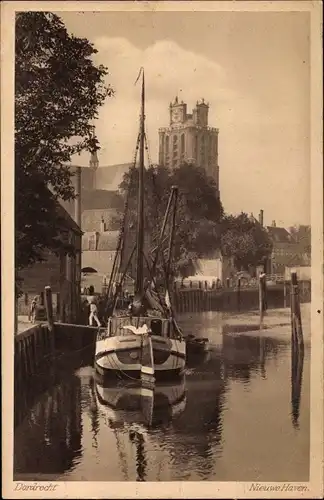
158;97;219;195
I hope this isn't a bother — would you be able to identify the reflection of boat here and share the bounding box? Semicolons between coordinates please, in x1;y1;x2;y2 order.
95;69;186;381
95;376;187;429
185;334;209;355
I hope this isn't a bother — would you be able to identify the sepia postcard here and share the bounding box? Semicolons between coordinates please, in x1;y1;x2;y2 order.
1;1;323;498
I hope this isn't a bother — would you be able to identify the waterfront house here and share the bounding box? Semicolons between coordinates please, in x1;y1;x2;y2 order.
17;201;82;323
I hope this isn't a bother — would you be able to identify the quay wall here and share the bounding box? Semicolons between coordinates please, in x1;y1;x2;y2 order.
14;322;97;427
14;281;310;424
173;282;311;314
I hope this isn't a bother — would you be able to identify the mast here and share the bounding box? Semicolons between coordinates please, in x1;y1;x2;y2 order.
166;186;178;282
135;69;145;299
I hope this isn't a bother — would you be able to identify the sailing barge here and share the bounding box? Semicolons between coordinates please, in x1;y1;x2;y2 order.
95;69;186;381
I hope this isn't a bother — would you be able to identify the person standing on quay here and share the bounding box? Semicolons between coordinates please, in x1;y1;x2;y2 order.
89;299;101;327
29;296;38;323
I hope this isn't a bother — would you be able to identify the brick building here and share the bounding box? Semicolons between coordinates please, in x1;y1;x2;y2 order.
61;153;130;233
17;201;82;323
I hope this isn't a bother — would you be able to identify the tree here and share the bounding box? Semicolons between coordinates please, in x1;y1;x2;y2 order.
118;162;224;280
15;12;112;279
289;225;311;257
220;213;272;271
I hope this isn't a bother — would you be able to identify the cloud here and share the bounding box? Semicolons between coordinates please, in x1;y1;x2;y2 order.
86;37;238;164
72;36;309;227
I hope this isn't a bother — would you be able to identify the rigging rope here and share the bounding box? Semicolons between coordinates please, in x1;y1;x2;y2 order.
105;123;141;314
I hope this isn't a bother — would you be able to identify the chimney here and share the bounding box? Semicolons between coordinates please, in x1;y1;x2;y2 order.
100;216;106;233
74;166;81;228
259;209;264;227
272;220;276;227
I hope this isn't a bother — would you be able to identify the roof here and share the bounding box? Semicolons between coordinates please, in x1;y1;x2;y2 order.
266;226;293;243
82;231;119;251
82;208;121;232
95;164;133;191
55;202;82;235
97;231;119;251
69;161;132;191
43;183;82;235
81;189;123;211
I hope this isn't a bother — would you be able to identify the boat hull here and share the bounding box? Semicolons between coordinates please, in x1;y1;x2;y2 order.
95;334;186;380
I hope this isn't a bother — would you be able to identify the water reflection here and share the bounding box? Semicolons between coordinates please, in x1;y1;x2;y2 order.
95;377;186;428
291;345;305;429
94;376;187;481
14;376;82;476
14;310;310;481
222;333;283;383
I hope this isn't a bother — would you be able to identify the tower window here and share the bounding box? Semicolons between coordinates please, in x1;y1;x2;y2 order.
161;134;164;151
165;135;169;152
194;135;198;157
181;134;185;154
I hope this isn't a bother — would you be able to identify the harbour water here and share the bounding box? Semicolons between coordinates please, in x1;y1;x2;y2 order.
14;306;310;482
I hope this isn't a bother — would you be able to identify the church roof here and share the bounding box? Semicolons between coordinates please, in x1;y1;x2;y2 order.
82;230;119;251
97;231;119;251
81;189;123;211
82;208;121;232
94;164;132;191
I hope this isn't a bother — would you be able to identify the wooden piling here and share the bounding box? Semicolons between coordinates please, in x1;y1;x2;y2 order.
290;272;304;350
44;286;54;331
259;273;267;318
237;278;241;311
56;292;60;319
284;281;287;308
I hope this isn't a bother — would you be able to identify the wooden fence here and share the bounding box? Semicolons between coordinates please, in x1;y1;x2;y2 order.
172;281;311;314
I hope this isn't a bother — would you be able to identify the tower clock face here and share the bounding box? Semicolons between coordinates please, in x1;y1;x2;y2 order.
172;109;181;123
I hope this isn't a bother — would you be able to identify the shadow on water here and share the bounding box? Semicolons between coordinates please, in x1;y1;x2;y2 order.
14;373;83;477
14;345;94;429
14;308;309;481
291;345;305;429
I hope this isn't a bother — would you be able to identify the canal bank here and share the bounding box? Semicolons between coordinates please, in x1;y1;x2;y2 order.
14;305;310;482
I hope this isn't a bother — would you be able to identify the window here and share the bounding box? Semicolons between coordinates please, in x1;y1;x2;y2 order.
181;134;185;154
89;233;96;251
194;135;198;158
165;135;169;153
160;134;164;153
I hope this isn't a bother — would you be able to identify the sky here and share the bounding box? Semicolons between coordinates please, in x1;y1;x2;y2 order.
58;9;311;228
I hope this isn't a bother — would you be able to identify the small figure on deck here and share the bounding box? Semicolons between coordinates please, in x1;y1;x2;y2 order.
81;298;89;325
29;296;38;323
89;299;101;327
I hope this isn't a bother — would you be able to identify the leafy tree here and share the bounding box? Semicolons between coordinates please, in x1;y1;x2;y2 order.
118;162;224;280
15;12;112;282
220;213;273;271
288;224;311;256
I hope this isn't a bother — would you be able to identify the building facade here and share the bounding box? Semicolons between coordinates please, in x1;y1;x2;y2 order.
158;97;219;194
265;221;310;276
17;201;82;323
62;154;131;233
